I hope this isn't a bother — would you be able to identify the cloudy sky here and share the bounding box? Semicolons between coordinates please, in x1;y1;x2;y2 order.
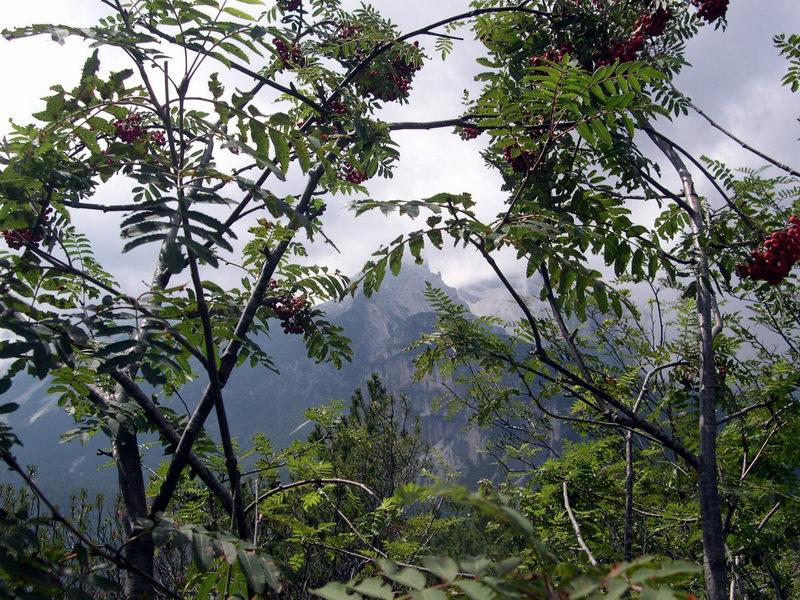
0;1;798;295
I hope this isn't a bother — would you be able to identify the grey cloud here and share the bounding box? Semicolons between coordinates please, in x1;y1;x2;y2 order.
1;1;797;294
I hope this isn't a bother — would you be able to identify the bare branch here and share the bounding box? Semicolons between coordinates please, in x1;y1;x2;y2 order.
676;88;800;178
150;163;326;518
563;481;598;567
0;450;182;600
757;502;781;532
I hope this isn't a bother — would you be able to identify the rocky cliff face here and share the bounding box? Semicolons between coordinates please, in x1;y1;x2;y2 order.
222;261;496;479
1;262;502;497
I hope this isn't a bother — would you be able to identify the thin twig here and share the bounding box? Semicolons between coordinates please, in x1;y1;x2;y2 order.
757;502;781;532
0;451;182;600
676;88;800;178
563;481;598;567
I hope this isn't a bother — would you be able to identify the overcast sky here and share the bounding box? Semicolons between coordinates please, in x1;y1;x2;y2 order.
0;1;798;294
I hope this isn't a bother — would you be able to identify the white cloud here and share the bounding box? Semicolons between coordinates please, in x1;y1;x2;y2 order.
68;455;86;474
0;1;797;292
25;394;58;426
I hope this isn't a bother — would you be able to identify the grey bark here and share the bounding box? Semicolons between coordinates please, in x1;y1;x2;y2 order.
114;428;155;600
647;127;729;600
108;373;235;515
623;432;634;562
563;481;598;566
623;361;685;562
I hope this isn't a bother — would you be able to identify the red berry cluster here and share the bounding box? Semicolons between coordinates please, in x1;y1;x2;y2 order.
594;7;673;66
502;146;536;173
151;130;167;147
597;14;665;64
529;42;575;67
692;0;729;23
357;42;423;102
335;23;361;41
326;99;348;115
264;281;311;334
736;216;800;285
279;0;301;10
459;127;482;140
605;35;645;64
568;0;605;7
635;7;673;37
273;37;305;67
2;207;52;250
113;113;166;147
114;113;145;143
334;24;423;103
342;163;369;184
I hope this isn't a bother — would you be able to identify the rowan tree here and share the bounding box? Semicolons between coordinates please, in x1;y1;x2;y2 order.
0;1;796;599
355;2;799;599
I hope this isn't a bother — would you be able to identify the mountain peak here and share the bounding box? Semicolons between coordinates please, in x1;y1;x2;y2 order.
324;259;458;320
357;260;457;319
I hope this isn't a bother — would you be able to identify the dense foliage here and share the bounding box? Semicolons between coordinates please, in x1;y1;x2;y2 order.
0;0;797;598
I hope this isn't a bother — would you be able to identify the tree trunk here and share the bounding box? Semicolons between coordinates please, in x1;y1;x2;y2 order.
696;287;728;600
646;127;729;600
114;428;154;599
623;431;634;562
762;556;785;600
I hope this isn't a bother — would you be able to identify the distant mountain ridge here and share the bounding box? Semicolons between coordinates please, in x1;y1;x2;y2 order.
1;262;507;500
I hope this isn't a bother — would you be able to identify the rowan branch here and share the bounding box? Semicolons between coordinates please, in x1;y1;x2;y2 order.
563;481;598;567
475;241;699;469
245;478;377;514
0;450;182;600
150;163;326;518
108;370;235;515
757;502;781;532
175;141;250;540
387;117;574;132
644;126;762;236
718;402;772;425
675;87;800;178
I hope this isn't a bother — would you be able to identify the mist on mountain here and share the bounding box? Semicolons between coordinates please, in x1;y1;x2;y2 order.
0;262;519;501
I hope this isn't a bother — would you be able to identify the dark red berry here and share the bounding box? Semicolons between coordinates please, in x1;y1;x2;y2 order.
327;99;348;115
2;207;52;250
273;37;305;68
114;113;145;143
263;282;310;335
530;42;575;67
593;6;675;68
342;163;369;184
502;146;535;174
459;127;482;140
736;216;800;285
337;29;423;103
692;0;729;23
634;8;673;38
